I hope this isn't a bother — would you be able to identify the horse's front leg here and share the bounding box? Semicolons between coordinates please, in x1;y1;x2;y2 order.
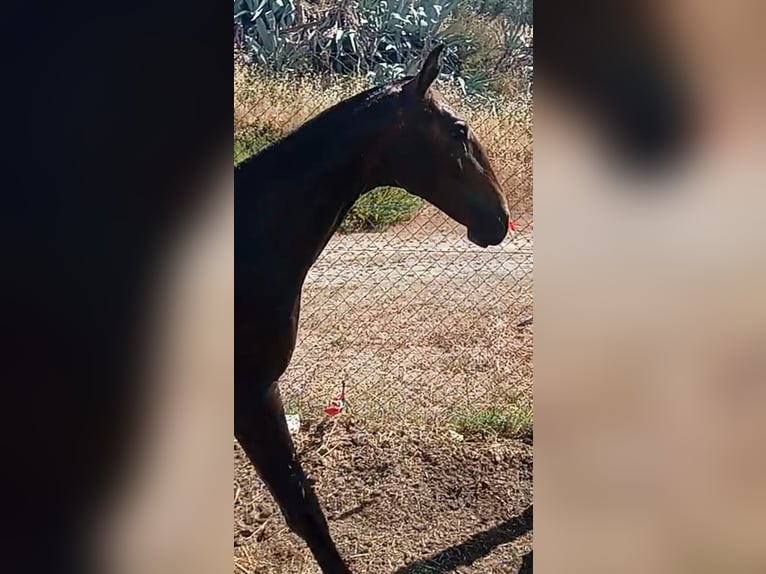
235;379;352;574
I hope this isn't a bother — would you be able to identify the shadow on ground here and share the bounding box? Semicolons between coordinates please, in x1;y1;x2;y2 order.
394;505;533;574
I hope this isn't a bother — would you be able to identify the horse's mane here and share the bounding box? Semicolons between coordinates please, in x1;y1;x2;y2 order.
235;78;412;180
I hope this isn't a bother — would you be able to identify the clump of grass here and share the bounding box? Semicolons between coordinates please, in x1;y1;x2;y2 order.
282;396;305;417
339;187;423;233
452;401;533;440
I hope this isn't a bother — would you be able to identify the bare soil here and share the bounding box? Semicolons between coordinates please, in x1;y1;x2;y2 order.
234;417;532;574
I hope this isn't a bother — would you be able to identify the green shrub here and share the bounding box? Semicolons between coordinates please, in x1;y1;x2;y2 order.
339;187;423;233
234;0;462;81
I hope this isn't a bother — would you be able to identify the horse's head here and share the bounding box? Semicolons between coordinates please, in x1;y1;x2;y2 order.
385;45;510;247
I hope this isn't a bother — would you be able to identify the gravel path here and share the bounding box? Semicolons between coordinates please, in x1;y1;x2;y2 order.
307;224;533;290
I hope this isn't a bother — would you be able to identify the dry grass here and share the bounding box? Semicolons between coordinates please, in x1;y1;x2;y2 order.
234;64;532;212
234;65;368;137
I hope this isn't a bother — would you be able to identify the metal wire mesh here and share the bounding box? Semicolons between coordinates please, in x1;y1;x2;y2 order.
234;5;533;428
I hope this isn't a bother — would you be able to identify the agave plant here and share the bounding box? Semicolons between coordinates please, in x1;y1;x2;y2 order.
234;0;530;97
234;0;307;71
359;0;459;65
235;0;465;78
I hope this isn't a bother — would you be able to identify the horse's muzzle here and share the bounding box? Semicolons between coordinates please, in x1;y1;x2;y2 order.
467;222;507;247
467;201;509;246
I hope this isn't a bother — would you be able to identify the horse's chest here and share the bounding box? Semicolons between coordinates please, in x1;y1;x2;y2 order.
237;294;301;383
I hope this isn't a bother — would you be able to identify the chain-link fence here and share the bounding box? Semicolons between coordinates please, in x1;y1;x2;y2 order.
234;0;532;434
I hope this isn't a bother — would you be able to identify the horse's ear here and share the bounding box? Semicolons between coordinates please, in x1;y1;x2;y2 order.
410;45;444;97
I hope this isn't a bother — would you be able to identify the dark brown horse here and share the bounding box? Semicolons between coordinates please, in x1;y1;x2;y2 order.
234;45;509;574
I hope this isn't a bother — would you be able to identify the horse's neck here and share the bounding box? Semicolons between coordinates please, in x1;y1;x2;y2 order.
290;137;378;275
241;105;394;295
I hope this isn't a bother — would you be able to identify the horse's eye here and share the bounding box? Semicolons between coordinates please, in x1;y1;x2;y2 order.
452;122;468;140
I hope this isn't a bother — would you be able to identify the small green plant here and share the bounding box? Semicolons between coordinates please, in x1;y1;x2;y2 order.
452;401;532;439
339;186;423;233
282;396;305;417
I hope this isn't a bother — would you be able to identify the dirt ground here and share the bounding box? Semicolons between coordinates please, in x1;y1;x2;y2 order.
234;417;533;574
235;207;533;573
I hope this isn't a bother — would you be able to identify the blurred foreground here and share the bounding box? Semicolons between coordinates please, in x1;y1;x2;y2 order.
536;1;766;573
